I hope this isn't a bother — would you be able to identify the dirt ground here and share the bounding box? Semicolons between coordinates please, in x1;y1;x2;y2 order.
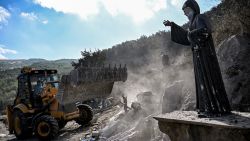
0;105;122;141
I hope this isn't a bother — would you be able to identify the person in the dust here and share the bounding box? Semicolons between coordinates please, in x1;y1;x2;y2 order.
163;0;231;117
122;95;128;113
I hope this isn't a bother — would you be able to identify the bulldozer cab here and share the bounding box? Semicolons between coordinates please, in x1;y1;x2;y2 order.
15;67;59;108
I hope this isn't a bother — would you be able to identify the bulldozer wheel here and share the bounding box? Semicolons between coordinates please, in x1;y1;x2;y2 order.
75;104;93;126
13;110;32;139
58;120;67;129
34;115;59;140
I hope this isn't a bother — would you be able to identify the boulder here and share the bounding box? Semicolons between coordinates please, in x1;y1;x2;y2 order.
162;80;195;114
217;34;250;111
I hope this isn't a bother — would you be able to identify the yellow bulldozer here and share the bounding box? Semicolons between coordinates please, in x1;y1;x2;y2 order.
6;63;127;140
6;67;94;140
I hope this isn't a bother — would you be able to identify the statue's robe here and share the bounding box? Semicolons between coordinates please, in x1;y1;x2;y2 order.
170;14;231;114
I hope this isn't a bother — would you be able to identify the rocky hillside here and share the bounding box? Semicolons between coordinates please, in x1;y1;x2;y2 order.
207;0;250;46
0;59;46;71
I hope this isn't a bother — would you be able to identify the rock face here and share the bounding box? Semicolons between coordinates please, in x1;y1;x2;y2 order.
154;111;250;141
162;81;195;114
217;34;250;111
207;0;250;46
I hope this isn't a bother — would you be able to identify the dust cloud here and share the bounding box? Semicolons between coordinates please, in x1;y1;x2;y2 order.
101;41;196;141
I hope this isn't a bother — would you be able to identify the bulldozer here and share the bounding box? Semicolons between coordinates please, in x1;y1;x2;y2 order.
6;62;127;140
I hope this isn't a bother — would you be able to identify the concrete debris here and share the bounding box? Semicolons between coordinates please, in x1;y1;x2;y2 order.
99;91;169;141
84;97;119;114
80;130;100;141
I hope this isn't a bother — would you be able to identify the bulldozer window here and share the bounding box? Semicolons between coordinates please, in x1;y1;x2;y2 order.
30;74;59;94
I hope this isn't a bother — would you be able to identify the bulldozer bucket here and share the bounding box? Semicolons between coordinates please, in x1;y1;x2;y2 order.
56;65;127;113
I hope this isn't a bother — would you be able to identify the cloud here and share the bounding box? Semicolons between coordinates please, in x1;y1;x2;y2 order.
33;0;167;24
20;12;38;21
34;0;100;20
0;45;17;59
170;0;183;7
20;12;48;24
0;6;11;28
101;0;167;24
42;20;48;24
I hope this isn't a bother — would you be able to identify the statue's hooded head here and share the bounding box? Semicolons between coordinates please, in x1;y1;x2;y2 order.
182;0;200;21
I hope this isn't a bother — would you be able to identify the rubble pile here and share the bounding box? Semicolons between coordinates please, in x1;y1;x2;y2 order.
0;116;9;139
55;105;122;141
99;92;170;141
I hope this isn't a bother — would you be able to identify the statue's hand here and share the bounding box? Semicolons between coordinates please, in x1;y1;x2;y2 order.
163;20;172;26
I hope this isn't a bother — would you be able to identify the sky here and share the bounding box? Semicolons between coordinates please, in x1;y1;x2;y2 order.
0;0;220;60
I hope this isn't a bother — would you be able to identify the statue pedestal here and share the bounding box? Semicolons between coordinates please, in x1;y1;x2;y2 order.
154;111;250;141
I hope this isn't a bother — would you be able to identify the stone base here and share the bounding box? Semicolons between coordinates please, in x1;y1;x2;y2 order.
154;111;250;141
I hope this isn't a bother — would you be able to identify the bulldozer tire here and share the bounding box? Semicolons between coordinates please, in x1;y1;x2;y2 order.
34;115;59;140
58;120;67;129
75;104;93;126
13;110;32;139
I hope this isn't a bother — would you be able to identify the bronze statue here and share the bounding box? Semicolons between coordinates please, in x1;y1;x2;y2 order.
164;0;231;117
